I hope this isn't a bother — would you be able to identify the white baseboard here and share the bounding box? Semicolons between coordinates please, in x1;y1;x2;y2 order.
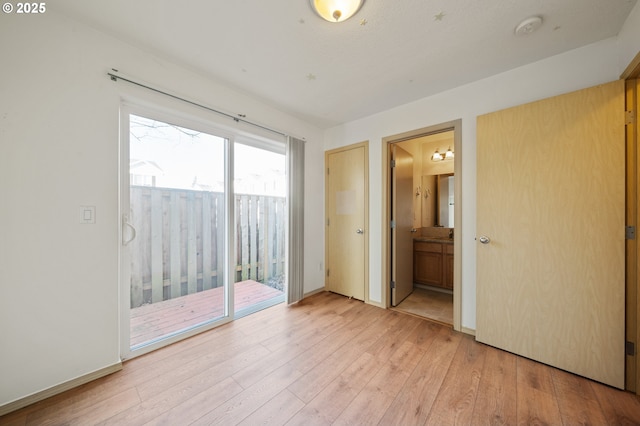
304;287;325;298
366;299;385;309
461;326;476;336
0;362;123;417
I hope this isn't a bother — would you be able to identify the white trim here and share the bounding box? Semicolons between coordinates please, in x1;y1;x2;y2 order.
303;287;326;298
461;326;476;336
235;135;285;155
119;107;131;359
124;317;233;360
235;294;285;319
0;363;122;416
122;99;236;143
226;134;234;320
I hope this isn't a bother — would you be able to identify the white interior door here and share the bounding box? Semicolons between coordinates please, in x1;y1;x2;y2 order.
476;80;626;388
391;144;414;306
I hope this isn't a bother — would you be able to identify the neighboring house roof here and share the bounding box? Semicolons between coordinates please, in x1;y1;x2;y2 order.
130;159;164;176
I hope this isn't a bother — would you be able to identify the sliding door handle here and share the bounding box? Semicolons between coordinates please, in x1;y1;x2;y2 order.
122;216;137;246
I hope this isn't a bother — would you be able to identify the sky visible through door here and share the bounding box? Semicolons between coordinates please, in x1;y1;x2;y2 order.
129;115;285;196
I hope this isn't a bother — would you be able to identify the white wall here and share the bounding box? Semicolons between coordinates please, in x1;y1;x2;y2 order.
618;1;640;74
325;30;638;330
0;11;324;408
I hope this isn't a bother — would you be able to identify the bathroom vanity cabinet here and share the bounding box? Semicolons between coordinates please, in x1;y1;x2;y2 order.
413;239;453;289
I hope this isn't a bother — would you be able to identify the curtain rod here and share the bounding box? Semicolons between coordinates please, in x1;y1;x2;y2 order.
107;69;288;138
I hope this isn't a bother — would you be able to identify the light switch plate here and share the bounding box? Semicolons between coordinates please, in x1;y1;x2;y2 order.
80;205;96;224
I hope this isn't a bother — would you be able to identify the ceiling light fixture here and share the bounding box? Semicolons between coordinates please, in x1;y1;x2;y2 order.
310;0;365;23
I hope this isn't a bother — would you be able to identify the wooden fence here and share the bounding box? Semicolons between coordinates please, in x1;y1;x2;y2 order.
130;186;286;308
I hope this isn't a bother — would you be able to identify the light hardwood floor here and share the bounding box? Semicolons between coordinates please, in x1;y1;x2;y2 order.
392;287;453;325
2;291;640;425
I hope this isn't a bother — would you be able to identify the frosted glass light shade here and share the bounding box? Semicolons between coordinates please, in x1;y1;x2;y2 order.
310;0;365;22
445;148;454;160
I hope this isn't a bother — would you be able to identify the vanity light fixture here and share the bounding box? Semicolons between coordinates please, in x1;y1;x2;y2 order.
309;0;365;22
431;147;454;162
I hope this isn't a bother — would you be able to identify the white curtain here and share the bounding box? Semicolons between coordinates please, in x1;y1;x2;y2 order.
286;136;305;304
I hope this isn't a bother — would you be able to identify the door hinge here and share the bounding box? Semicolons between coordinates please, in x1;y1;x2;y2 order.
626;110;637;125
626;225;636;240
390;220;396;229
327;167;330;175
627;341;636;356
390;160;396;168
390;281;396;289
327;218;330;226
327;269;330;277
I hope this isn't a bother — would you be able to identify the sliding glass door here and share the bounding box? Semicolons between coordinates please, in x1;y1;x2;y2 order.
123;112;230;354
120;108;288;358
233;142;286;317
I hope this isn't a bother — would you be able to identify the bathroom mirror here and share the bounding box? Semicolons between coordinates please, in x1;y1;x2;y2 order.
438;174;454;227
421;173;454;227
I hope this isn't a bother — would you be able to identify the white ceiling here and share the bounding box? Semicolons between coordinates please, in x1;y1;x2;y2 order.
53;0;637;128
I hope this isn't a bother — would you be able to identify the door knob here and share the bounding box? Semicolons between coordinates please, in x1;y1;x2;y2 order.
478;236;491;244
356;228;364;234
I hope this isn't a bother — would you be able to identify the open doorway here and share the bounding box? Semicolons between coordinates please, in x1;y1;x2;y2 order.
382;120;462;330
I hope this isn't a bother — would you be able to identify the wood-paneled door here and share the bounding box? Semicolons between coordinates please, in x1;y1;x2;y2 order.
325;142;368;301
476;80;626;389
325;142;369;300
391;144;414;306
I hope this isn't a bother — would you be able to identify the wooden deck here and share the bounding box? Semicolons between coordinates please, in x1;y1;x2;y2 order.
130;280;283;347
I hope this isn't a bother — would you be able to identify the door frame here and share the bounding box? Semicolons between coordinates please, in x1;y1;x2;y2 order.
324;141;370;303
623;51;640;393
381;119;462;332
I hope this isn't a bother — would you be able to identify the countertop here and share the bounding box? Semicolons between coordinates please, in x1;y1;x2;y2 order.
413;237;454;244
